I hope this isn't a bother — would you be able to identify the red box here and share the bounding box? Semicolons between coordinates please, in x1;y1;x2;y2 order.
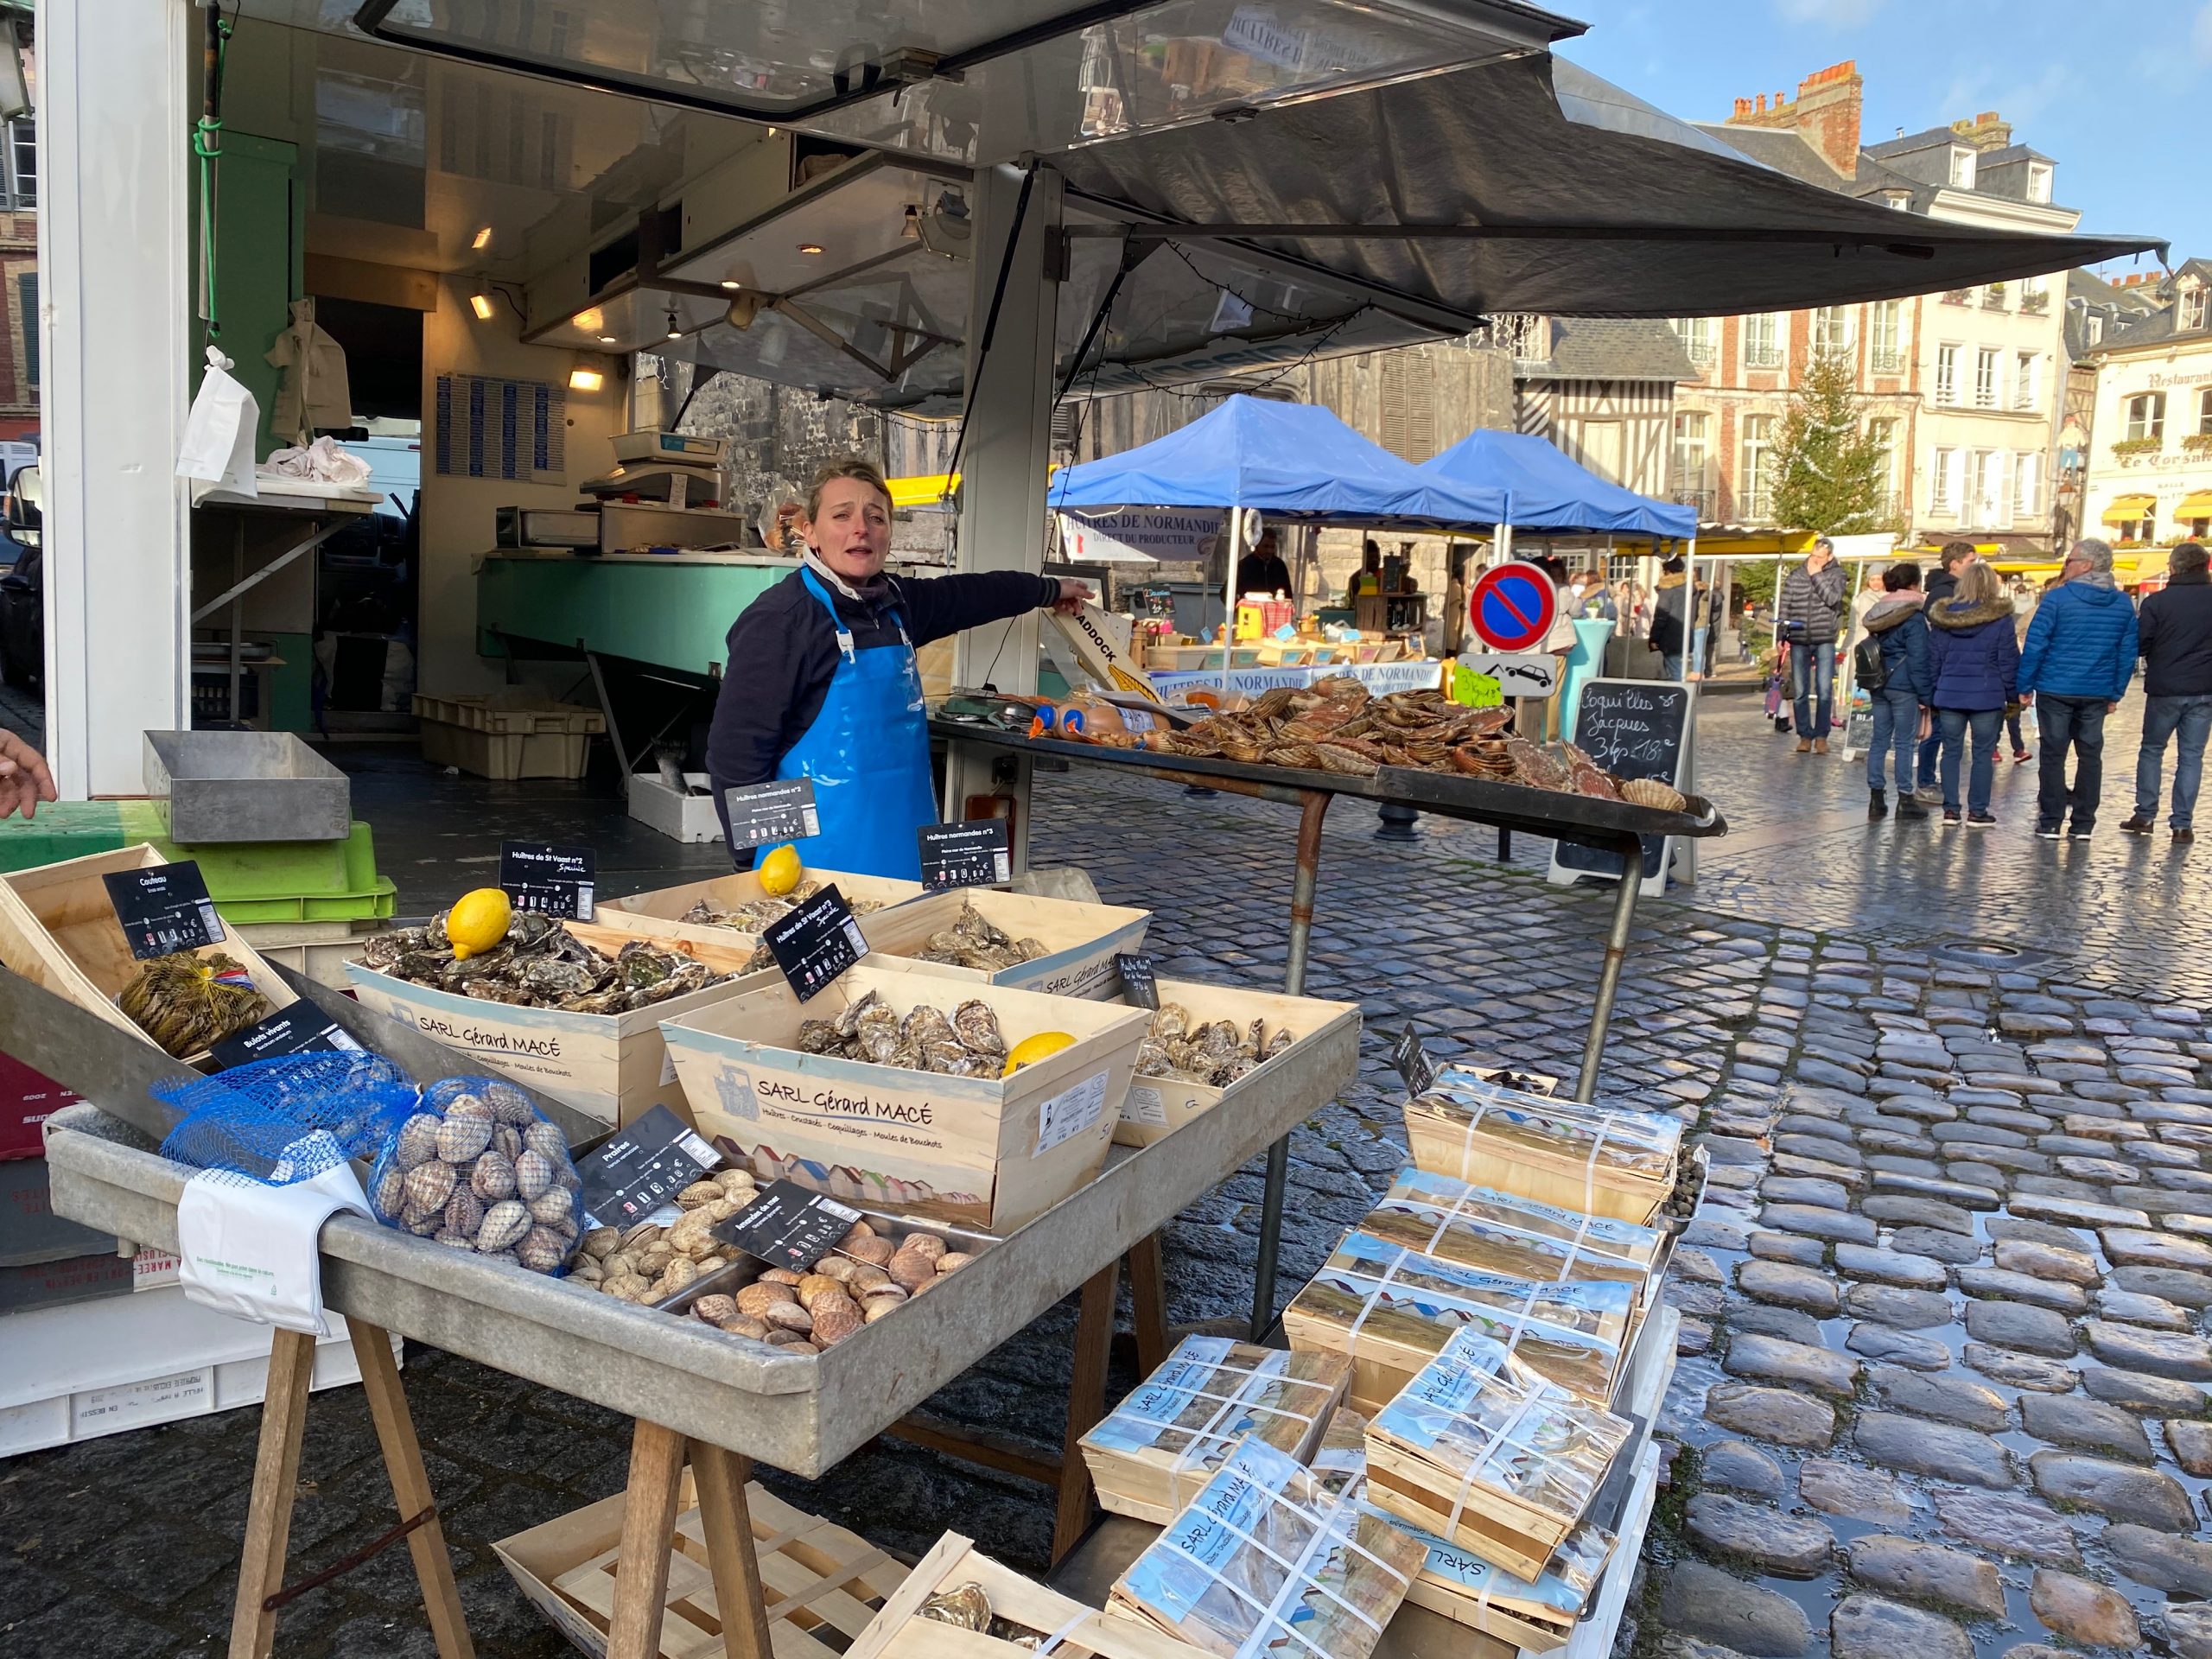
0;1052;81;1162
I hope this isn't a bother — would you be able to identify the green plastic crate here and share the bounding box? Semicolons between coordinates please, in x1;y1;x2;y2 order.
0;803;130;874
147;821;397;924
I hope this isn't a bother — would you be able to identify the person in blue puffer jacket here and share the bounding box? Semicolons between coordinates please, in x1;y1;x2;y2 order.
2018;538;2140;841
1859;561;1933;823
1928;562;2020;828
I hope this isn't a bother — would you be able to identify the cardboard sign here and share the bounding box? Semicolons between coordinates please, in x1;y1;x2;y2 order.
208;1007;364;1070
1392;1026;1440;1095
723;778;820;853
575;1102;721;1227
103;862;225;959
1116;953;1160;1011
712;1178;861;1272
763;884;869;1002
500;841;597;921
1449;665;1503;709
1459;652;1560;699
1046;604;1166;705
918;819;1013;891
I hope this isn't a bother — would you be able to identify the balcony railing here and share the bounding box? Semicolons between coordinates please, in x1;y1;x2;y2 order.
1744;346;1783;369
1942;289;1973;305
1682;340;1716;369
2019;290;2050;315
1738;489;1775;523
1870;347;1904;373
1670;487;1716;518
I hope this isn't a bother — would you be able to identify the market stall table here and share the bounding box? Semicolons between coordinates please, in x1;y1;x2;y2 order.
931;719;1727;1338
14;953;1358;1659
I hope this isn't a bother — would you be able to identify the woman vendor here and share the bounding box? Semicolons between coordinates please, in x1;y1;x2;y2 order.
707;458;1088;879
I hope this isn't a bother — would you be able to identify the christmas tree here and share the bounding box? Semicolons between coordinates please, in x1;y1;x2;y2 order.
1770;348;1892;536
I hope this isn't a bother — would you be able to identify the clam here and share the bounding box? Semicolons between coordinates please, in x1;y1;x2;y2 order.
522;1119;567;1161
444;1190;486;1236
443;1092;494;1121
887;1250;937;1292
692;1294;739;1325
735;1282;798;1319
513;1148;555;1202
372;1167;405;1219
518;1225;572;1273
862;1297;904;1324
760;1268;804;1287
476;1199;531;1253
404;1160;456;1214
841;1236;895;1268
395;1113;442;1171
471;1150;518;1201
677;1179;722;1210
760;1300;814;1333
528;1188;575;1227
812;1304;863;1345
936;1252;976;1274
435;1113;494;1165
901;1233;948;1264
716;1313;772;1339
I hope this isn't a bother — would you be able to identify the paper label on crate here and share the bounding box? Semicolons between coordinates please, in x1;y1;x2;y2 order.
1352;1502;1591;1616
1126;1440;1313;1621
764;884;868;1002
103;862;225;959
73;1366;214;1435
1034;1069;1111;1157
1123;1084;1170;1128
576;1103;721;1227
1391;1026;1439;1095
1115;954;1160;1011
209;1007;364;1069
917;819;1013;891
713;1177;860;1271
723;778;820;852
1391;1169;1656;1253
499;841;597;920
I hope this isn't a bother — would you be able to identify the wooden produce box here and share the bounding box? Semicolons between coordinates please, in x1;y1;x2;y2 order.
343;919;749;1129
1369;1499;1611;1653
1114;980;1360;1149
1283;1229;1634;1414
1363;1169;1661;1300
594;869;927;955
495;1471;908;1659
849;1534;1204;1659
1077;1337;1350;1523
1403;1077;1680;1228
859;890;1151;1001
0;843;300;1066
662;963;1149;1232
1363;1330;1632;1585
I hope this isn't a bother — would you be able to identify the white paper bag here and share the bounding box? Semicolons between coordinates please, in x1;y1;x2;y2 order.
175;345;260;501
176;1153;372;1337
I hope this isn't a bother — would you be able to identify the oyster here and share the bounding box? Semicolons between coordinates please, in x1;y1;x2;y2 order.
914;903;1048;971
919;1584;994;1632
1135;1006;1294;1085
950;1000;1007;1058
785;992;1022;1077
367;915;726;1012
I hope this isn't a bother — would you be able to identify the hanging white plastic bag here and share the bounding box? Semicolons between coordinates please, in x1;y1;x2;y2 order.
175;344;260;501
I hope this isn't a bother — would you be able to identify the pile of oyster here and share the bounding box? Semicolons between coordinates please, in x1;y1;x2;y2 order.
913;902;1048;972
358;911;726;1011
794;988;1008;1077
678;880;887;934
1135;1003;1294;1087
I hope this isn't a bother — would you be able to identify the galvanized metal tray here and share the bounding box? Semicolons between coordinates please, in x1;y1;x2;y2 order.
143;729;352;843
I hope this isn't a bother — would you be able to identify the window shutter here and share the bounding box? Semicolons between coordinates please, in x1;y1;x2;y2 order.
1377;352;1435;461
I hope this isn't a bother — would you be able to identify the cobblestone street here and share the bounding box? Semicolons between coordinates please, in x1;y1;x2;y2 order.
6;695;2212;1656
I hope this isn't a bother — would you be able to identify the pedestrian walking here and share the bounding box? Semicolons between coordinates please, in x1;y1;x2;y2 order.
2120;540;2212;845
1926;561;2020;828
2019;537;2139;841
2005;577;2037;763
1859;561;1933;822
1649;556;1691;680
1778;537;1847;753
1916;540;1980;796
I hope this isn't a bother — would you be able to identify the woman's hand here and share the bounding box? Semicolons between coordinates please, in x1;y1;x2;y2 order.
1050;579;1092;615
0;730;55;821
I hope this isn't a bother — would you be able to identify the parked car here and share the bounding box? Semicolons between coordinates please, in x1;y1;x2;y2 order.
0;463;43;690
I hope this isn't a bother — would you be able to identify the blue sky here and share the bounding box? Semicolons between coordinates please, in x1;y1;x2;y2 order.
1550;0;2202;270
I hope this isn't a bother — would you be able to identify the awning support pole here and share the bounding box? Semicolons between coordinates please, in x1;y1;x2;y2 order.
1250;785;1331;1339
1574;830;1644;1103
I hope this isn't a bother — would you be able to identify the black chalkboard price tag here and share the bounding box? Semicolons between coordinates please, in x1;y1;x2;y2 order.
209;1007;364;1070
103;862;226;960
1116;953;1160;1011
1392;1027;1440;1095
724;778;820;853
1553;679;1693;884
499;841;597;920
575;1103;721;1228
763;884;869;1001
918;819;1012;890
712;1178;862;1273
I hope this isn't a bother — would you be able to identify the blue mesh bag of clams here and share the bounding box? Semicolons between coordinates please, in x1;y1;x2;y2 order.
365;1076;582;1274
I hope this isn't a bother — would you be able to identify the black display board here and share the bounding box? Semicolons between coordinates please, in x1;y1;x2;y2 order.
723;779;820;852
103;862;225;959
713;1179;863;1272
1554;680;1691;882
918;820;1013;890
499;842;596;920
209;1007;364;1069
763;884;869;1001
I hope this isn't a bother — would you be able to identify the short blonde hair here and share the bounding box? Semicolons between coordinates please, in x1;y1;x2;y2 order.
806;457;892;520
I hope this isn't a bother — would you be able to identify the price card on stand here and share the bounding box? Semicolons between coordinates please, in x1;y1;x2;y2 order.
103;863;226;959
1116;953;1160;1010
763;884;869;1001
918;819;1013;890
575;1103;721;1227
499;842;597;920
209;1007;365;1070
713;1179;861;1272
1391;1027;1440;1095
724;778;819;852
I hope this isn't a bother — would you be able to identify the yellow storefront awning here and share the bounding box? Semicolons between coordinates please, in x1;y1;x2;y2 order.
2176;490;2212;521
2102;493;2157;524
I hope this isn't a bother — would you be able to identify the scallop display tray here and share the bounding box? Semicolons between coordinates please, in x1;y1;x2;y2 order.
648;1209;1002;1315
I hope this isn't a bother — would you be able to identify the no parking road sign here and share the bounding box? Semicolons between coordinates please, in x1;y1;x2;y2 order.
1468;561;1558;653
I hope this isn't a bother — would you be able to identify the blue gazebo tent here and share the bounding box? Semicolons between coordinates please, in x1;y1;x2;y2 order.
1417;429;1695;539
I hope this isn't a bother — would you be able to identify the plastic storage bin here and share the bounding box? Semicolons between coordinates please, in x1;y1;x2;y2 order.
414;692;606;780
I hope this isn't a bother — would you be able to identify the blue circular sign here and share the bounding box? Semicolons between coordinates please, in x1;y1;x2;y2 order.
1469;562;1558;652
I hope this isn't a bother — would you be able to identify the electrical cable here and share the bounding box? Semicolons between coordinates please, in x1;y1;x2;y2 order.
939;163;1038;494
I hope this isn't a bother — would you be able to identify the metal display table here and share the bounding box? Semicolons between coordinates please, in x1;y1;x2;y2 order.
16;957;1360;1659
932;720;1727;1338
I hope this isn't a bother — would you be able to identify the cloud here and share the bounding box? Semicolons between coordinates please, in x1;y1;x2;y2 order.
1936;60;2069;127
1776;0;1886;24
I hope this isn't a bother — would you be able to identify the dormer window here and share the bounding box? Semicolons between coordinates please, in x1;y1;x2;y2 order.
2086;314;2103;344
2026;162;2052;203
2183;287;2209;332
1949;148;1976;188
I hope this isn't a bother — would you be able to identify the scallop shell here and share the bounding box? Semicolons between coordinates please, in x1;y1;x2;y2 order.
517;1225;572;1274
471;1151;518;1201
404;1160;456;1213
435;1114;494;1165
522;1120;568;1161
760;1300;814;1332
492;1124;523;1163
887;1249;938;1292
692;1294;739;1325
444;1190;486;1236
759;1268;804;1287
528;1188;575;1227
1619;777;1688;812
488;1083;537;1124
936;1252;976;1274
676;1180;722;1210
900;1232;948;1264
841;1236;895;1267
735;1282;798;1318
812;1304;863;1345
716;1313;772;1339
443;1093;494;1121
476;1199;531;1252
513;1149;556;1203
395;1114;442;1171
796;1273;845;1309
372;1167;405;1218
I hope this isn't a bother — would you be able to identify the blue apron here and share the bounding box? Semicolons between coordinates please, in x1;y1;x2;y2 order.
772;569;938;880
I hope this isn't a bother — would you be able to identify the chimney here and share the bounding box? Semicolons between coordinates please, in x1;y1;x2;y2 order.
1720;60;1861;179
1755;93;1766;113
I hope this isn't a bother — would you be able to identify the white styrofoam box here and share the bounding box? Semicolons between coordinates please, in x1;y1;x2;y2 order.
627;772;723;844
0;1281;398;1457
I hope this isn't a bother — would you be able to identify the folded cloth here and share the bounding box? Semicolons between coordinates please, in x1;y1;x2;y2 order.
262;435;372;485
176;1149;372;1337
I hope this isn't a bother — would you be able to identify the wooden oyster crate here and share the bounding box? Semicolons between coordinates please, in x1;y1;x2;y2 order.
1402;1076;1680;1227
856;889;1151;1001
847;1533;1204;1659
495;1472;908;1659
0;843;300;1067
663;963;1149;1232
1112;979;1360;1149
1361;1168;1660;1299
594;869;928;956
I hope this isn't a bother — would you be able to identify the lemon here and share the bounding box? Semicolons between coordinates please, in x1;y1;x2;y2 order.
758;844;804;896
447;888;512;961
1002;1031;1077;1077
